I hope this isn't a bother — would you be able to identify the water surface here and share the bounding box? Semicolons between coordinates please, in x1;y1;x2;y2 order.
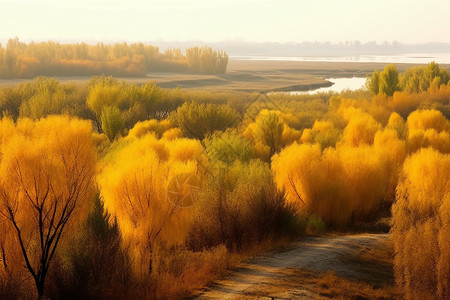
290;77;367;94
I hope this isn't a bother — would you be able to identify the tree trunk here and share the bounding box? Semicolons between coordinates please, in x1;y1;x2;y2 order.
36;279;45;300
148;246;153;275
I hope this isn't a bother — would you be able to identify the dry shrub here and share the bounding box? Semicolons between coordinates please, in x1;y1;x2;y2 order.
391;148;450;299
152;245;231;299
316;271;397;299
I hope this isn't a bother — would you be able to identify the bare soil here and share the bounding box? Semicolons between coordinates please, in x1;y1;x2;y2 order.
193;234;398;299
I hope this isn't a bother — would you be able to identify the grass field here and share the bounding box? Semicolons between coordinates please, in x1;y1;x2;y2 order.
1;60;445;92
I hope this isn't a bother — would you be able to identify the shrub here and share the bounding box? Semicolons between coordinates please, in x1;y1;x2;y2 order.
406;109;450;154
204;131;253;165
61;195;131;299
272;142;392;226
188;160;300;251
169;101;239;140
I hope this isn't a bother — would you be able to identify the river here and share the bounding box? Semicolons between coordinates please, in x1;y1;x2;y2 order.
289;77;367;94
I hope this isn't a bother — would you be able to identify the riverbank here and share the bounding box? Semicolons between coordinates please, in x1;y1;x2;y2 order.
1;60;448;92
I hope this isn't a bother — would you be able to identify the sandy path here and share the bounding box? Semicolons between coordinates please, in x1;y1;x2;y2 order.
195;234;390;299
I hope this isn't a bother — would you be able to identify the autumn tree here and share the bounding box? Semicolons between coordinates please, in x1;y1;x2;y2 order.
204;131;254;165
374;128;407;204
186;46;228;74
379;64;400;96
126;119;173;139
387;92;420;119
87;83;121;131
19;82;67;119
0;39;231;78
400;66;423;93
100;106;124;141
424;62;450;87
272;143;351;226
119;81;169;128
366;69;380;94
248;110;284;157
391;148;450;299
169;101;239;140
386;112;406;139
188;160;297;250
406;109;450;154
366;64;400;96
0;116;96;299
401;62;450;93
340;110;381;147
272;141;392;226
300;120;341;150
98;134;204;277
0;87;22;120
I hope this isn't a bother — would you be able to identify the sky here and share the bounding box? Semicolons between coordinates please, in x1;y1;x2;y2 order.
1;0;449;44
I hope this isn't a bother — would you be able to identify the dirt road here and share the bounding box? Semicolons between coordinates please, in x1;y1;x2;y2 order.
195;234;395;299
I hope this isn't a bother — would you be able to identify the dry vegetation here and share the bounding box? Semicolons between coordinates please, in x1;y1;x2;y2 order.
0;61;449;299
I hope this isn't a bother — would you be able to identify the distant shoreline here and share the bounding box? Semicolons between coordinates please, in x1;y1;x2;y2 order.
229;52;450;64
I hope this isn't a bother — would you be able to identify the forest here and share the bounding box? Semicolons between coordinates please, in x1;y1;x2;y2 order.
0;61;449;299
0;38;229;78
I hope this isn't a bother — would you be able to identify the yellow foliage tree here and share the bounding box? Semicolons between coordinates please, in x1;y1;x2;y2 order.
126;119;172;139
406;109;450;154
244;109;301;158
87;84;121;131
373;128;407;203
336;145;389;219
97;134;204;277
340;110;381;147
272;143;351;226
272;140;393;225
87;84;121;116
300;120;341;149
386;112;406;139
0;116;96;299
391;148;450;299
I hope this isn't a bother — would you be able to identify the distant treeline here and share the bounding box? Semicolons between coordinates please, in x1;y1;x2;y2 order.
156;40;450;57
0;38;229;78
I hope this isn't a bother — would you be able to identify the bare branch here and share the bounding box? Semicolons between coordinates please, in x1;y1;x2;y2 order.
287;175;305;206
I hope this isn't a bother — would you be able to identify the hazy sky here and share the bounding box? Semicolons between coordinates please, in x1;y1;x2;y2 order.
1;0;449;44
